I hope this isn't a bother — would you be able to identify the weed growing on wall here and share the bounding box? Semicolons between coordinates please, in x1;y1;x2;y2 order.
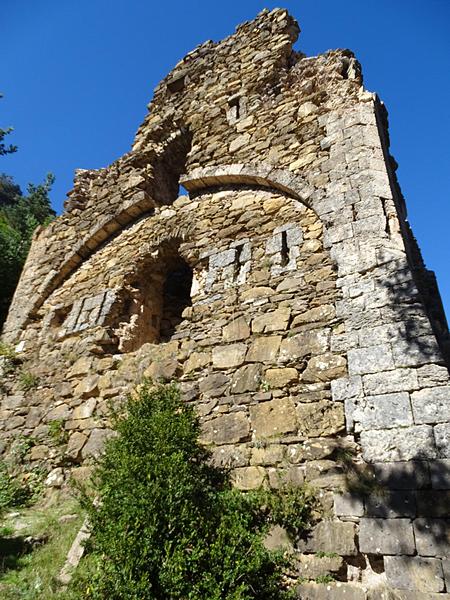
78;381;314;599
18;370;39;391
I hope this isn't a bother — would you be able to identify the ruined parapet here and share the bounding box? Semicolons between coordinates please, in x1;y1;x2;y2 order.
1;9;450;597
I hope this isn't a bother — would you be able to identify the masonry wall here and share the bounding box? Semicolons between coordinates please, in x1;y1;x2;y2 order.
1;9;449;598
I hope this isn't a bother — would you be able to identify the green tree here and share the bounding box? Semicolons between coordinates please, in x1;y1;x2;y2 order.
1;94;56;326
0;94;17;156
0;173;55;326
78;382;312;600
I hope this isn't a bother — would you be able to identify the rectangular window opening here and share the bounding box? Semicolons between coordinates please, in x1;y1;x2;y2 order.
280;231;289;267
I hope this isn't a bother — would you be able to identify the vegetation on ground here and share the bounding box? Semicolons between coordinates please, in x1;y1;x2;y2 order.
0;498;84;599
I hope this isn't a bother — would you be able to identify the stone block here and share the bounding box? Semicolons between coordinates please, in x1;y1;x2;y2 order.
380;592;450;600
347;344;394;375
330;376;363;403
210;445;250;469
365;491;416;518
302;352;347;383
30;444;50;460
296;553;344;579
2;394;26;410
250;445;284;466
297;401;345;437
267;465;305;488
354;392;413;431
414;518;450;557
360;426;436;462
362;369;418;395
263;525;293;552
295;583;366;600
184;351;211;372
384;556;444;592
209;248;235;269
411;386;450;424
251;308;291;333
45;403;72;422
416;491;450;518
222;316;250;342
297;521;357;556
246;335;281;362
200;412;250;445
66;432;88;462
73;375;99;399
359;518;415;555
287;439;342;462
392;337;441;368
230;363;262;393
144;358;180;381
417;364;449;387
25;406;43;428
45;467;64;487
430;460;450;489
199;373;229;397
264;367;298;388
229;133;250;153
291;304;335;327
372;461;430;490
232;466;266;490
212;344;246;369
72;398;97;420
333;492;364;517
81;428;113;459
434;423;450;458
442;558;450;591
249;398;297;438
241;286;273;303
279;329;329;363
68;356;93;378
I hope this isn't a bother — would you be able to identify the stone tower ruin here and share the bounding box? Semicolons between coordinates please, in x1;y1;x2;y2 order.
1;9;450;598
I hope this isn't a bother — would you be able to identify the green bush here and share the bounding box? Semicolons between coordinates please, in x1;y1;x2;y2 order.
48;419;68;445
0;462;30;515
79;382;312;599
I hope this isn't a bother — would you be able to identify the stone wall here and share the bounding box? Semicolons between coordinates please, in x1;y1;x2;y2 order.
1;8;449;598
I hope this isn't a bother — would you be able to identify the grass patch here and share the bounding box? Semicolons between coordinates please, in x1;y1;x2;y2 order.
18;371;39;392
0;498;84;599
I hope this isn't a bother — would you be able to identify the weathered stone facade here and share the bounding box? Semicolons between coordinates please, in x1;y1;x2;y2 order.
1;9;449;597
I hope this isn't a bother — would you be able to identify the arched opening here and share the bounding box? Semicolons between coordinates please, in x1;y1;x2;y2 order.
152;128;193;205
114;242;194;352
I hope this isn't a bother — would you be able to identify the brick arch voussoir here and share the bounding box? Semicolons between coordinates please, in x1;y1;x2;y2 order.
180;163;315;208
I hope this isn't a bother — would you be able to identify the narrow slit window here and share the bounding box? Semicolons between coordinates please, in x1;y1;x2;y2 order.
233;244;244;281
227;95;246;124
280;231;289;267
228;97;240;121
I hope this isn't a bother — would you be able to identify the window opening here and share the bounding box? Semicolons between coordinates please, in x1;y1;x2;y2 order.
228;97;241;121
114;245;194;352
167;73;186;94
152;127;192;206
280;230;289;267
233;244;244;282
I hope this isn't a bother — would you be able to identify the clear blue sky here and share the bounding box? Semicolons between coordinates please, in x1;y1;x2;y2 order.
1;1;449;318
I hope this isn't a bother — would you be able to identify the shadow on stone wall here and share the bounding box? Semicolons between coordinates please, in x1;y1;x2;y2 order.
338;446;449;560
